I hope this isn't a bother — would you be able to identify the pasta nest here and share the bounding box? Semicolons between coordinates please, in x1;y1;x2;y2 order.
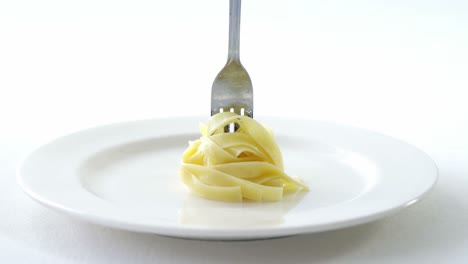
180;112;308;202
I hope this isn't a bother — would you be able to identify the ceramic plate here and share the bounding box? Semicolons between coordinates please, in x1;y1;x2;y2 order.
17;116;438;240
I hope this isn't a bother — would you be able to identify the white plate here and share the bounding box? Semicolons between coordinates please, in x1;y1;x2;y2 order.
17;116;437;240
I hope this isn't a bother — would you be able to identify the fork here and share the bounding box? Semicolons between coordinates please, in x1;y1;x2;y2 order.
211;0;253;118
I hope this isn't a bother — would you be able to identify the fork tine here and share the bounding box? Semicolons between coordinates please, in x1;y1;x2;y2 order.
213;107;251;117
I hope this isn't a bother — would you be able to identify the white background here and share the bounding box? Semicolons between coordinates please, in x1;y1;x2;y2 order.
1;0;467;263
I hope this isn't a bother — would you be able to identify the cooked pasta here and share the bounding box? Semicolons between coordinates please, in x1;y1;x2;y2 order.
180;112;308;202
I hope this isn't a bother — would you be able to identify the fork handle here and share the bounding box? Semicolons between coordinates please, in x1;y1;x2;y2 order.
228;0;241;62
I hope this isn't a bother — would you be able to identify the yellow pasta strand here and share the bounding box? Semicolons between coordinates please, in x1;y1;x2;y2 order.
180;112;308;202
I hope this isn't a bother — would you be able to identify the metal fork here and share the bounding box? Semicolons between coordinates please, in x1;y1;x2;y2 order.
211;0;253;118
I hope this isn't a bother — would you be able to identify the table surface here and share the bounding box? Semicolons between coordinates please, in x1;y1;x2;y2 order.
1;0;467;263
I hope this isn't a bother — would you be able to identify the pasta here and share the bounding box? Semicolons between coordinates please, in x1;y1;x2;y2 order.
180;112;308;202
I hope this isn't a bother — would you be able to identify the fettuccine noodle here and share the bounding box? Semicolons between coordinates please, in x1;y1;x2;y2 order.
180;112;308;202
